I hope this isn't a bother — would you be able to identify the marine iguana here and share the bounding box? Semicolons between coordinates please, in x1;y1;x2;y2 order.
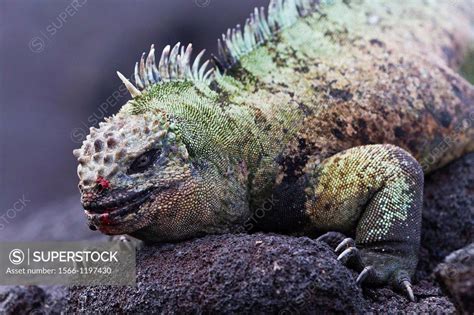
73;0;474;301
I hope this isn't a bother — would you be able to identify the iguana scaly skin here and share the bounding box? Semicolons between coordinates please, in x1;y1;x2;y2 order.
73;0;474;300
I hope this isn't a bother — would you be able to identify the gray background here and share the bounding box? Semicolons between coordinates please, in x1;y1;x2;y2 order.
0;0;267;240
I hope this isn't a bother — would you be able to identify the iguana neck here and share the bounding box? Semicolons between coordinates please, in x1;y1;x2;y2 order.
123;81;274;175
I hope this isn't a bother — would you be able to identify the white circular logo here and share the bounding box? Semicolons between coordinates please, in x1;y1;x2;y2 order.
9;249;25;265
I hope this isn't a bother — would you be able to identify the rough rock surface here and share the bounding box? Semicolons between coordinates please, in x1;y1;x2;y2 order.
0;286;46;315
417;152;474;281
435;244;474;314
364;280;456;313
68;234;368;314
2;152;473;314
0;285;67;315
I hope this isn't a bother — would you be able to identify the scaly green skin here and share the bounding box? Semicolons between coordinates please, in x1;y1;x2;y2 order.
74;0;474;298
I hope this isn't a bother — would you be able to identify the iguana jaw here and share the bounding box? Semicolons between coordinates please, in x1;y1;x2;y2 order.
83;187;155;215
84;181;180;235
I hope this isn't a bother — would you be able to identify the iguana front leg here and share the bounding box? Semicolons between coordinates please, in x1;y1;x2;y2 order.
307;144;423;301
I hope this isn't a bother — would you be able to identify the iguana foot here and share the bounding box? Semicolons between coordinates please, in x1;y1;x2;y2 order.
309;145;422;302
318;232;416;302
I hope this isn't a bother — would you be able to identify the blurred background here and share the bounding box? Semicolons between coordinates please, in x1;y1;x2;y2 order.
0;0;267;240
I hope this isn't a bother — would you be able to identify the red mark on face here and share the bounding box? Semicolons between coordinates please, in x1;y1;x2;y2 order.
97;213;113;235
99;213;112;225
95;176;111;192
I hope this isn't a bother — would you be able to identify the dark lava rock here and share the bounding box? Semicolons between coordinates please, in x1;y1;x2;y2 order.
0;285;67;315
364;280;455;313
417;153;474;280
0;286;45;314
435;244;474;314
67;233;368;314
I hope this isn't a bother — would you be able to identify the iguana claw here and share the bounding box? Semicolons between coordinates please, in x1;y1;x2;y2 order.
334;237;364;269
336;247;358;263
335;237;355;253
402;280;415;302
316;231;346;248
355;266;374;285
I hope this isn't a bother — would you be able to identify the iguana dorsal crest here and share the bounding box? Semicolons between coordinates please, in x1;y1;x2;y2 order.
117;0;328;98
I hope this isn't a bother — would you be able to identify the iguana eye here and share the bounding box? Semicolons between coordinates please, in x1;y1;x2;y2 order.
128;149;160;174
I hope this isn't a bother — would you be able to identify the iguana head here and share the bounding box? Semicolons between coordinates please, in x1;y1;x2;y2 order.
73;43;253;242
73;110;199;240
72;43;220;242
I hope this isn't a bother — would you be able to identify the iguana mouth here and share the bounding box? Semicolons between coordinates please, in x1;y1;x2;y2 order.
84;188;155;216
84;182;178;232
